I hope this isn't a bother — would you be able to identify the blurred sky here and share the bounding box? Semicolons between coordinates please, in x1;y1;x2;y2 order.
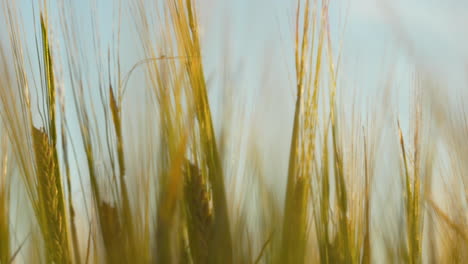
11;0;467;132
9;0;468;126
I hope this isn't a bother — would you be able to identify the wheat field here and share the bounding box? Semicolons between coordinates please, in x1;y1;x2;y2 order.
0;0;466;263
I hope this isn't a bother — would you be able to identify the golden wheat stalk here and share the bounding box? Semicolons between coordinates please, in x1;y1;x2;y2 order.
281;0;327;262
172;0;234;261
32;126;70;263
0;141;9;264
98;200;125;264
27;14;72;264
183;160;213;264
